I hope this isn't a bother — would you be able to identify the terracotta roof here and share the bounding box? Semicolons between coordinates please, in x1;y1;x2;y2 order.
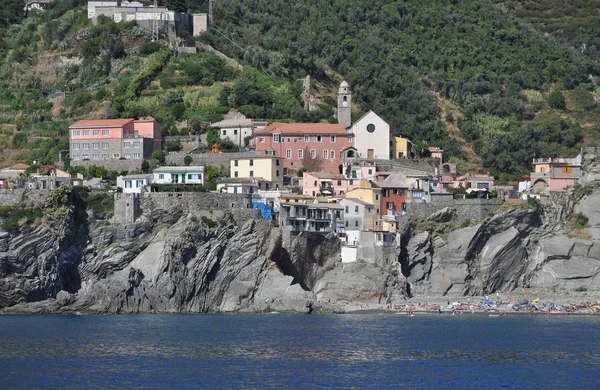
8;163;31;170
255;123;348;135
70;119;134;128
306;172;345;180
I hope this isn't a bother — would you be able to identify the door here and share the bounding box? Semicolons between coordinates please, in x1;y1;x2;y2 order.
367;149;374;158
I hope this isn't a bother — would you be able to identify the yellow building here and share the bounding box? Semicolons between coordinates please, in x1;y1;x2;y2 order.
230;155;284;190
345;179;397;232
390;136;411;159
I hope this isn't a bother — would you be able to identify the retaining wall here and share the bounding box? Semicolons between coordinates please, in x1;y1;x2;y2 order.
405;198;504;223
0;189;53;207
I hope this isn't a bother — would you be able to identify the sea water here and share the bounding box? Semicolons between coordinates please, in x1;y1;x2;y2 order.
1;314;599;389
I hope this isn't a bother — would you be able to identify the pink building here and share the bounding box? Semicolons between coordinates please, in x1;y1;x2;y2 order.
69;118;161;163
303;164;377;197
428;146;443;161
254;123;354;173
530;156;582;193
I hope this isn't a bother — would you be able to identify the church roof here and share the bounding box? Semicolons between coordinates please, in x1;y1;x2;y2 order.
340;80;349;88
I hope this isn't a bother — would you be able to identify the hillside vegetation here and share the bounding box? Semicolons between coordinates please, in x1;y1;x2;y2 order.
0;0;599;181
203;0;600;178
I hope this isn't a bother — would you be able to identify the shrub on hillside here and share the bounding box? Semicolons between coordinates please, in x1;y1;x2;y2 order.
548;90;566;109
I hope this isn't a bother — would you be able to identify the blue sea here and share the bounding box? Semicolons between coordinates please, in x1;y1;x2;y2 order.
1;314;599;389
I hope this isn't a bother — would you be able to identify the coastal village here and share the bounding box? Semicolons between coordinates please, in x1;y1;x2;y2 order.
1;0;599;316
0;78;588;265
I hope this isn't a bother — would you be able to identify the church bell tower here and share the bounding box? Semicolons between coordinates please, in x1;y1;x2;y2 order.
337;80;352;128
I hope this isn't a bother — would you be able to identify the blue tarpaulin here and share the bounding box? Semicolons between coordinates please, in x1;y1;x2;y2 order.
252;202;272;220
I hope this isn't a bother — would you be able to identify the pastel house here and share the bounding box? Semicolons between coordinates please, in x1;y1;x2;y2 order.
530;155;582;193
153;166;204;185
230;155;283;190
117;173;153;194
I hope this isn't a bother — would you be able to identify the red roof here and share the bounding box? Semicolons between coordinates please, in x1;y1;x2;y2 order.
69;119;134;128
256;123;348;135
8;163;30;170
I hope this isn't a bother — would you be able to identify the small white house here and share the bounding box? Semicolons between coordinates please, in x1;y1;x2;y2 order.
153;166;205;185
216;178;259;194
117;174;153;194
211;118;254;147
350;110;390;160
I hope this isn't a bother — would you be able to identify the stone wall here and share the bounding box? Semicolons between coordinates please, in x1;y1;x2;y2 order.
0;189;52;207
113;191;260;224
166;151;263;167
71;159;146;172
405;198;504;223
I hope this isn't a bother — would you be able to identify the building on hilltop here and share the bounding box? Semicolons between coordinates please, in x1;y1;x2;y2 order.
253;123;353;174
390;136;412;159
87;1;191;37
69;118;160;165
350;110;390;160
530;154;583;193
24;0;52;12
211;111;268;148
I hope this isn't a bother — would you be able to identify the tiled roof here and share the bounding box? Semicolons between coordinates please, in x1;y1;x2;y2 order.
306;172;345;180
70;119;134;128
256;123;348;135
153;166;204;173
211;118;253;127
8;163;30;170
121;174;153;179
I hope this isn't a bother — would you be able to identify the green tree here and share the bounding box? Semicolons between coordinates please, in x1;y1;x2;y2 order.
141;159;150;173
548;90;566;109
153;150;167;164
184;155;193;166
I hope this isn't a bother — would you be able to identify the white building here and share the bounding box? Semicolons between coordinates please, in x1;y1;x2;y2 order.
24;0;52;12
211;118;253;147
217;178;260;194
350;110;390;160
117;174;152;194
153;166;205;185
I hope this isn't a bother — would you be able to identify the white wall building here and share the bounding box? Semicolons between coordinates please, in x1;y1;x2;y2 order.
350;110;390;160
153;166;204;185
211;118;254;147
117;174;152;194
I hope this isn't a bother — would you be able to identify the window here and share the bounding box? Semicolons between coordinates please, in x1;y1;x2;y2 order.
348;135;353;142
92;130;99;136
234;160;238;167
72;130;80;137
124;142;131;148
82;155;90;160
137;180;144;187
349;180;353;185
286;149;292;159
376;208;380;214
259;137;265;143
375;194;379;200
234;129;238;135
250;171;254;177
124;154;131;159
124;180;132;189
293;138;298;143
234;171;238;178
82;143;90;149
314;181;317;186
222;130;226;136
337;180;342;186
72;143;80;150
249;159;254;166
159;174;164;179
276;159;280;166
352;170;357;178
287;138;291;143
368;169;373;175
113;153;120;158
133;153;140;159
331;150;335;160
412;191;423;198
562;167;573;173
386;202;394;209
323;150;328;159
355;206;359;213
188;174;192;180
281;138;285;143
310;150;316;159
330;135;336;143
133;142;140;148
72;155;80;160
304;135;310;142
102;142;109;149
316;135;322;143
273;134;280;143
92;143;99;149
345;206;349;213
345;221;349;227
102;154;109;159
83;130;89;136
355;221;359;227
102;130;109;136
92;154;99;160
298;149;304;159
276;170;280;177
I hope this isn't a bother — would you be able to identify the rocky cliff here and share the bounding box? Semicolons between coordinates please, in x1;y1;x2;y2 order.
2;167;600;313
